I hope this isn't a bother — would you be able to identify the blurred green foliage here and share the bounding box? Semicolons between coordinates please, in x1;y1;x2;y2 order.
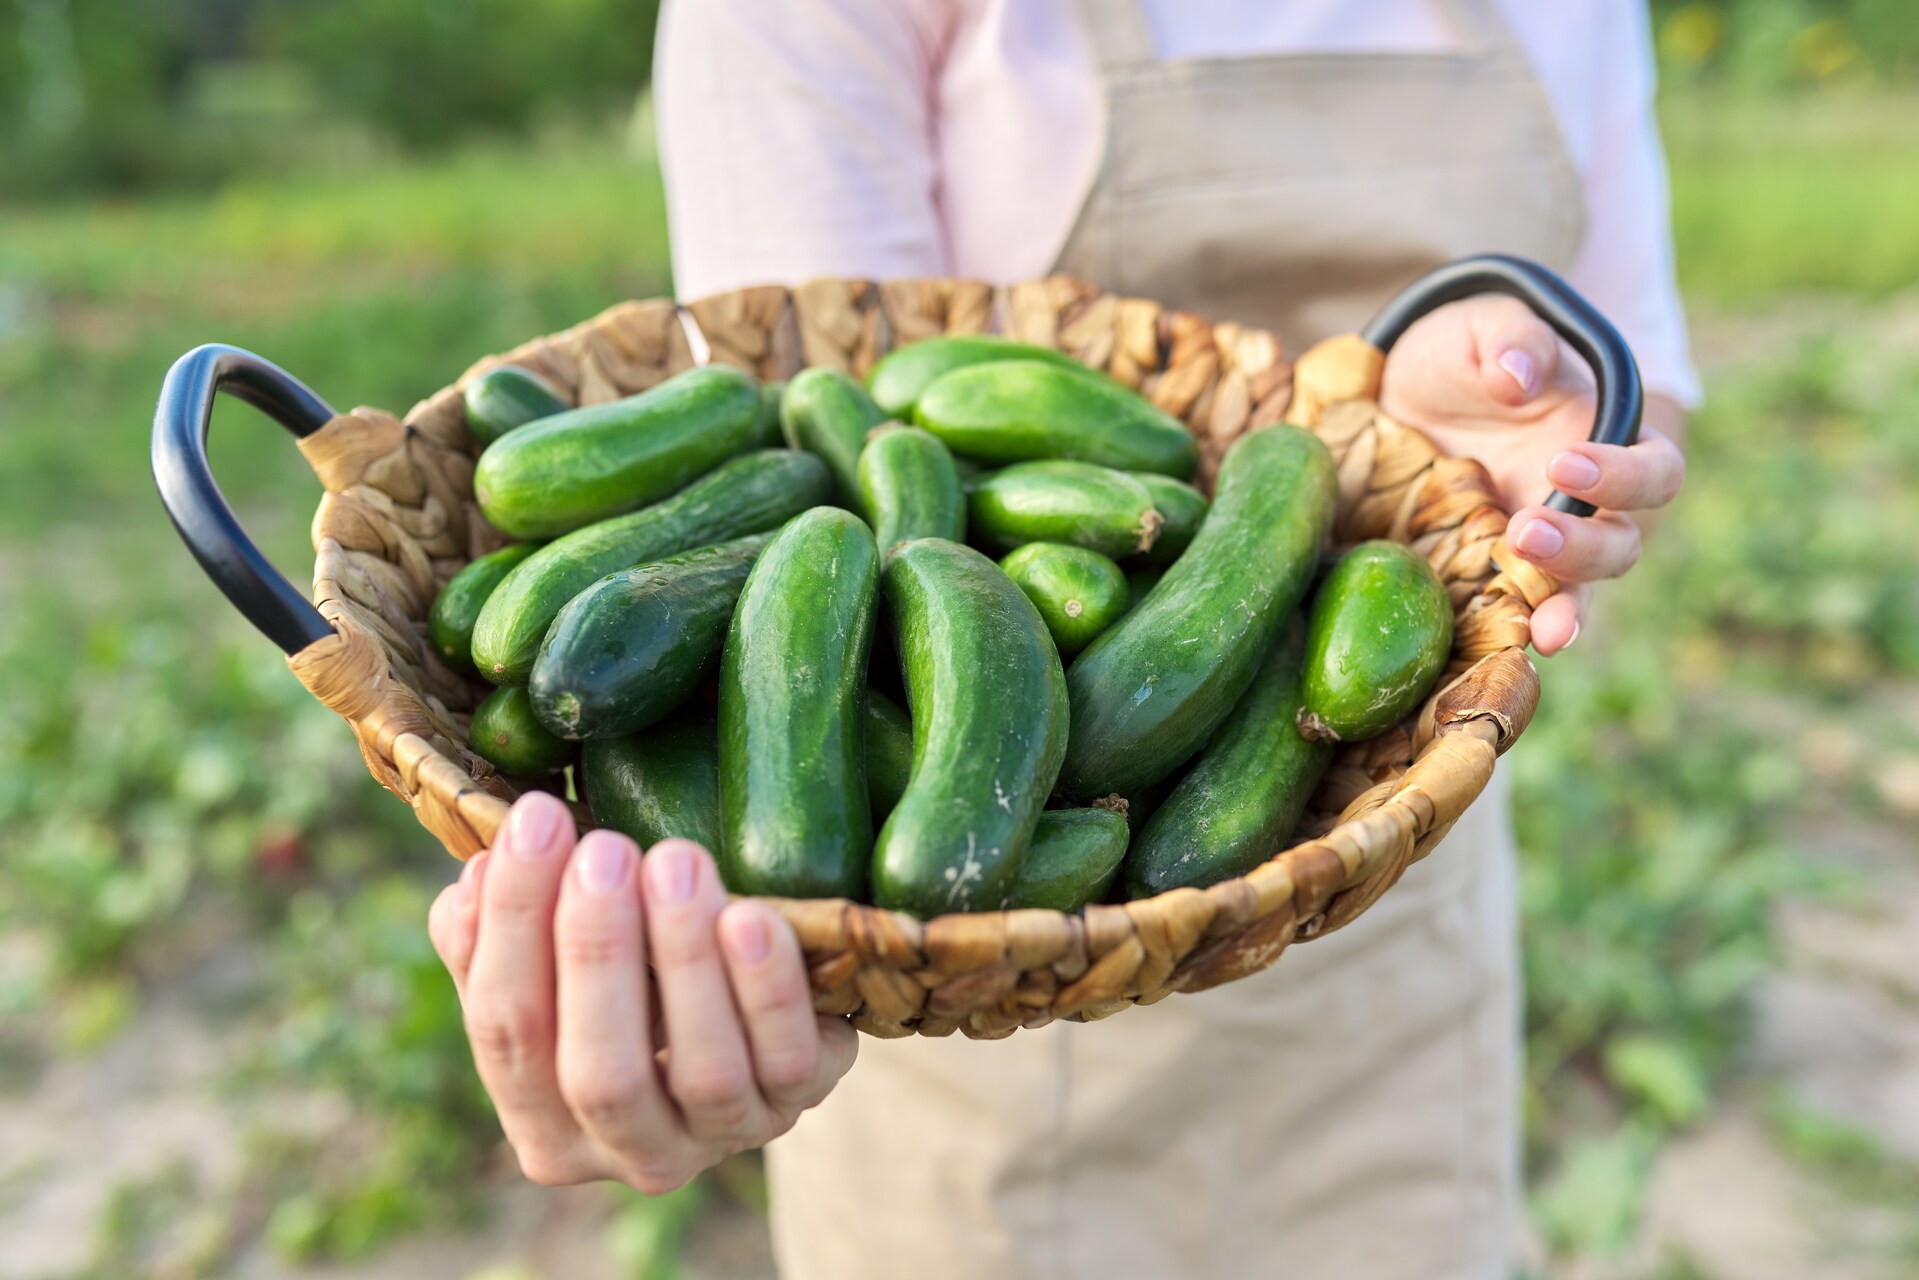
1653;0;1919;84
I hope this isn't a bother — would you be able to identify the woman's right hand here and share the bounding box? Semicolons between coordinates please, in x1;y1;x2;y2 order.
428;791;857;1194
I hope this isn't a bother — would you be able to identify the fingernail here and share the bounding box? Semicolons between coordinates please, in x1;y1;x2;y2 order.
1498;348;1537;397
575;834;633;896
1548;451;1602;491
1563;618;1580;651
507;794;564;859
648;842;698;905
1515;519;1565;560
725;908;772;965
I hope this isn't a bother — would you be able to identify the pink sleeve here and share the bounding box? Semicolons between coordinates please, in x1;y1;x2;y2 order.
654;0;952;301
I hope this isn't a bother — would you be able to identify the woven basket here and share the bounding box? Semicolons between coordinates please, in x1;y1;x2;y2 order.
152;257;1641;1039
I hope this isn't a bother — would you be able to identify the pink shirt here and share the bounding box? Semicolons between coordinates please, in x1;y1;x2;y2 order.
655;1;1700;406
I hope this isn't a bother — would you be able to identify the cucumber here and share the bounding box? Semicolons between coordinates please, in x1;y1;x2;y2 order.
1132;473;1208;565
863;687;914;821
718;508;879;900
475;365;762;539
915;360;1198;479
1123;625;1332;897
873;538;1068;916
1057;425;1336;799
751;379;786;449
779;367;889;507
998;543;1129;658
867;335;1087;419
968;460;1165;559
580;707;721;851
469;685;572;777
471;449;830;686
1298;540;1454;744
857;425;965;552
429;542;539;675
528;535;770;741
464;366;568;448
1006;809;1131;912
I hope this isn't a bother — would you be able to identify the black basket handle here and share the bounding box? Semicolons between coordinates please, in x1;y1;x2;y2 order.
1360;253;1643;517
151;344;338;655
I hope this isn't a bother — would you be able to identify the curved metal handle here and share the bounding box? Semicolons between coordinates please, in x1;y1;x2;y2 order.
151;344;338;655
1360;253;1644;518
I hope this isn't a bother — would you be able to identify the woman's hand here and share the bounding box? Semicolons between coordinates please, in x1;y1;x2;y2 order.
427;791;856;1194
1376;296;1686;655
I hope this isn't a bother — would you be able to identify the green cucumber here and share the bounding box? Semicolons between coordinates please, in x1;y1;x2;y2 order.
718;508;879;899
1057;425;1336;799
1006;809;1131;912
968;460;1165;559
1298;540;1454;744
751;379;786;449
1132;473;1208;565
580;707;721;851
867;335;1086;419
528;536;770;741
863;688;914;821
475;365;762;539
429;543;539;675
471;449;830;686
1123;625;1332;897
463;366;568;448
915;360;1198;479
779;367;889;507
873;538;1068;916
998;543;1129;658
469;685;572;777
857;425;965;551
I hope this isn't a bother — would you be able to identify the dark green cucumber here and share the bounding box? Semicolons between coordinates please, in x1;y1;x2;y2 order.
718;508;879;899
867;335;1086;419
580;707;721;851
1058;425;1337;799
1123;625;1332;897
464;366;569;448
968;460;1165;559
1132;473;1208;565
475;365;762;539
863;688;914;821
1006;809;1131;912
915;360;1198;479
528;536;770;741
998;543;1129;658
469;685;572;777
750;380;786;449
779;367;889;507
857;425;965;551
429;543;539;675
471;449;830;685
1298;540;1454;744
873;538;1068;916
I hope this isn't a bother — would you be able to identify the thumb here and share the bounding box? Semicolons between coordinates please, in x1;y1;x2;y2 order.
1472;299;1561;409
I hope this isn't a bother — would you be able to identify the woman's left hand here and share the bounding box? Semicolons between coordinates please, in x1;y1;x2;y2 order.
1376;295;1686;656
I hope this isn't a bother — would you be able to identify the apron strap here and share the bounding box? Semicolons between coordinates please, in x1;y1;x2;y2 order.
1429;0;1527;60
1068;0;1161;73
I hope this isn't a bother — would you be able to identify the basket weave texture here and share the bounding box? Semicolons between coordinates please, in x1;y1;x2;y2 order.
284;275;1552;1039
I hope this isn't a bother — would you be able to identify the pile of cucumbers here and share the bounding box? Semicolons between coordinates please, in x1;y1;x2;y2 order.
433;336;1455;918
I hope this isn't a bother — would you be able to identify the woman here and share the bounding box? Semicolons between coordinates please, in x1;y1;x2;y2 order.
429;3;1694;1276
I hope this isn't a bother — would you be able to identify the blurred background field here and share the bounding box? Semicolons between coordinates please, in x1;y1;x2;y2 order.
2;2;1918;1277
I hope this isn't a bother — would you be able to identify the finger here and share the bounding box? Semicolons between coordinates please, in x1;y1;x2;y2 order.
643;839;767;1144
1545;428;1685;513
1507;506;1642;583
1529;585;1591;657
464;791;592;1184
1469;296;1563;407
719;901;825;1117
429;852;488;995
813;1015;860;1099
553;830;687;1171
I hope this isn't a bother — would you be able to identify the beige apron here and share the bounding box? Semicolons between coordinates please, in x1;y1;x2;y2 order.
767;3;1585;1276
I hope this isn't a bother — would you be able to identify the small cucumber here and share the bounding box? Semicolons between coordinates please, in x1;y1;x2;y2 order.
580;707;721;851
1123;625;1332;897
472;449;830;686
857;425;965;552
915;360;1198;479
968;460;1165;559
751;379;786;449
867;334;1086;419
528;535;770;741
719;508;879;900
429;542;539;675
1132;473;1208;565
1058;425;1336;799
469;685;572;777
863;687;914;821
1298;540;1454;743
463;366;568;448
998;543;1129;658
873;538;1068;916
1006;809;1131;912
780;367;889;507
475;365;762;539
